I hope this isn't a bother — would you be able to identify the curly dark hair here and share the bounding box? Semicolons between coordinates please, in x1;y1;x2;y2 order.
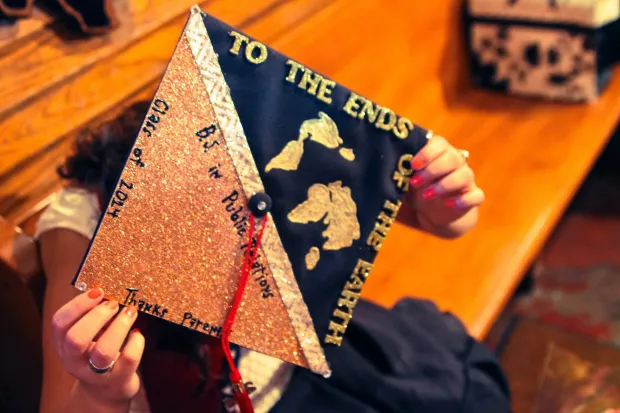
58;101;149;203
59;101;216;395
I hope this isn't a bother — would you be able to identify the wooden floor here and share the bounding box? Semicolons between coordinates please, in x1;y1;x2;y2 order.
502;320;620;413
1;0;620;338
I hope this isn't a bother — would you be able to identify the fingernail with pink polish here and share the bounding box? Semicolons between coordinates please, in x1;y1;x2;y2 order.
445;199;457;207
422;187;436;200
410;158;425;170
410;175;423;187
88;288;103;299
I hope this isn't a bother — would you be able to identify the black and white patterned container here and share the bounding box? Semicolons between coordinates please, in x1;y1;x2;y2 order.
467;0;620;102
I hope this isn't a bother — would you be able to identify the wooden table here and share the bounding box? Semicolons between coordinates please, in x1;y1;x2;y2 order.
257;0;620;338
1;0;619;339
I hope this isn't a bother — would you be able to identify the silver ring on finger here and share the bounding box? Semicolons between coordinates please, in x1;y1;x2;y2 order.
459;149;470;162
88;358;115;375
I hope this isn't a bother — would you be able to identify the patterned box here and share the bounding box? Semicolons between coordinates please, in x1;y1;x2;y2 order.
467;0;620;102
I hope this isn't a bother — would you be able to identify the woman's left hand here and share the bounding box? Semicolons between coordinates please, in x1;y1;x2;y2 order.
405;135;485;239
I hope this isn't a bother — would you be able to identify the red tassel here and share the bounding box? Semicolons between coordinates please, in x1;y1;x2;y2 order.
220;213;268;413
231;379;255;413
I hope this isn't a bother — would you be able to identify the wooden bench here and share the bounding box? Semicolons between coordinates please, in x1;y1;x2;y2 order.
0;0;333;224
1;0;619;340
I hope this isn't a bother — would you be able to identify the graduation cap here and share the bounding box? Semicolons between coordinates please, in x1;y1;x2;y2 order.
74;5;429;381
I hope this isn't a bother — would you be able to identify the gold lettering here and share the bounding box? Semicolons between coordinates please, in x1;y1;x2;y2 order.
342;94;412;139
393;154;414;191
393;117;414;139
345;275;365;290
367;231;385;251
230;32;268;64
333;308;353;323
359;99;380;123
337;289;360;310
324;320;348;345
324;334;343;345
325;259;373;345
398;154;414;176
343;92;363;117
245;41;268;64
229;31;249;55
383;199;402;216
352;258;373;279
299;70;323;95
325;308;353;345
373;211;395;236
375;107;397;131
317;79;336;104
285;60;305;83
367;199;404;253
285;61;334;104
393;171;408;191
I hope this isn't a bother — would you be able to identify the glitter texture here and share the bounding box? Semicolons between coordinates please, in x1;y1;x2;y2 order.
75;30;311;369
184;6;329;376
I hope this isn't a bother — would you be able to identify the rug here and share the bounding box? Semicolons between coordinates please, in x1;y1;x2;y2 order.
515;263;620;346
511;140;620;348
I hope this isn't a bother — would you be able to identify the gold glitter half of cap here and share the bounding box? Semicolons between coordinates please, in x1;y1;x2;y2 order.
75;19;311;370
184;6;330;376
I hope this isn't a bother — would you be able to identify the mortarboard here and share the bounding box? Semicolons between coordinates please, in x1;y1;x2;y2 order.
74;5;429;379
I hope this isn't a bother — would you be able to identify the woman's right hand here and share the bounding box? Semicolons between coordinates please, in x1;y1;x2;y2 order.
51;288;144;410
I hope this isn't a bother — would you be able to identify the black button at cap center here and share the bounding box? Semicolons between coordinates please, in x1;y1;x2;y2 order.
249;193;272;217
